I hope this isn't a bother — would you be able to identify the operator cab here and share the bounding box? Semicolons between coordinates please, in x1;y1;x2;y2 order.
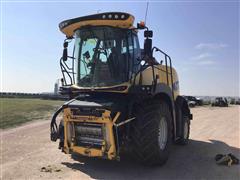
74;26;140;87
59;12;143;89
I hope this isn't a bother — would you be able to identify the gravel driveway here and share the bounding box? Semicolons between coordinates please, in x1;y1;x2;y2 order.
1;106;239;180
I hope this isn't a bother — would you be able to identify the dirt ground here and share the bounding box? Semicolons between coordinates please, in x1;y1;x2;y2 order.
1;105;240;180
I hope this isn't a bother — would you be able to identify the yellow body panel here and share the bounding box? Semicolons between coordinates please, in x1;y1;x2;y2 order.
139;65;180;99
72;146;104;157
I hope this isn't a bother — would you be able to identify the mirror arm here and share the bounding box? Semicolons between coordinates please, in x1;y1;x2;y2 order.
133;25;149;31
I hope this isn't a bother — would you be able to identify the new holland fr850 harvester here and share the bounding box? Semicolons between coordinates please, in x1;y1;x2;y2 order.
50;12;192;166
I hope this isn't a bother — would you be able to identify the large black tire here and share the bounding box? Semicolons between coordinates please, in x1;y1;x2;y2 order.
130;100;172;166
176;113;190;145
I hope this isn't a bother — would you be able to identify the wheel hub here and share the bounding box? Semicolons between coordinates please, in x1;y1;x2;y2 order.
158;117;168;150
183;121;189;139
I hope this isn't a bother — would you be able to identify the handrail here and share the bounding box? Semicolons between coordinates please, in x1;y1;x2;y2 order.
60;57;75;86
152;47;174;99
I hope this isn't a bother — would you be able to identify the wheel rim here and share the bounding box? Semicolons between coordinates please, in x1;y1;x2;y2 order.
183;121;189;139
158;117;168;150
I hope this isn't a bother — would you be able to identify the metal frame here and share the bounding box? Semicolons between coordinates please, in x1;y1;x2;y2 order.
63;108;119;160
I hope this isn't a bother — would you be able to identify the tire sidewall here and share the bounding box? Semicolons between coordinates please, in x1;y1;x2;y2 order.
157;109;172;159
131;101;172;166
181;115;190;144
154;104;172;164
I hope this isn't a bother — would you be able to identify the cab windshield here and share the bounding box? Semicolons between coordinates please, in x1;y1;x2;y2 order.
74;26;140;87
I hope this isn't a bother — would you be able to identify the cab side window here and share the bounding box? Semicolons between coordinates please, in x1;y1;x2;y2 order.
131;34;141;74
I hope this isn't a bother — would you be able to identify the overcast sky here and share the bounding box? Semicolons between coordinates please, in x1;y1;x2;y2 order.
1;1;239;96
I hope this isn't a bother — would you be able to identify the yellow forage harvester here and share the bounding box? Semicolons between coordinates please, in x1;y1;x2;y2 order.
50;12;192;166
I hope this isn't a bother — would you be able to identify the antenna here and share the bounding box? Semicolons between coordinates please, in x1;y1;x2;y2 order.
144;2;149;25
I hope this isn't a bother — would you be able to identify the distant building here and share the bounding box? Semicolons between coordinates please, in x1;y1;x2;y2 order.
54;80;59;95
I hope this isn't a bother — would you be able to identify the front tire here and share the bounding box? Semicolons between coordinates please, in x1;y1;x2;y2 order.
130;100;172;166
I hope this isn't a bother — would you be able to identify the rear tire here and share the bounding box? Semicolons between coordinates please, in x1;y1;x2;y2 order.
176;114;190;145
130;100;172;166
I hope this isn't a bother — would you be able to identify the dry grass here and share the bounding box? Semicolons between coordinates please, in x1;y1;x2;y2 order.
0;98;64;129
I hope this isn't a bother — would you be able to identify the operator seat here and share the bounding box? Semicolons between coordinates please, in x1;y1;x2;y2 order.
107;47;119;79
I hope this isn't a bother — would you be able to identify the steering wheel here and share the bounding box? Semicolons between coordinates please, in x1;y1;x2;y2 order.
93;47;107;56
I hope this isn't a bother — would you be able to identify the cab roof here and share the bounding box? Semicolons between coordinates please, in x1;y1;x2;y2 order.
59;12;135;38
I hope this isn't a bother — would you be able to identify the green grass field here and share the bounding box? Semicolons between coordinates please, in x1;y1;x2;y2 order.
0;98;64;129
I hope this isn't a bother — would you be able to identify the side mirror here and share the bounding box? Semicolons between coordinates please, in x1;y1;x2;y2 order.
144;30;153;38
62;41;68;61
144;38;152;58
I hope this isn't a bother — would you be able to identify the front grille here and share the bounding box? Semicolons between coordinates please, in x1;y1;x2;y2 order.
71;108;104;117
74;123;104;148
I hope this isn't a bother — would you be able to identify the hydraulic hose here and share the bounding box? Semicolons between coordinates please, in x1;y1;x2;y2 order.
50;106;64;141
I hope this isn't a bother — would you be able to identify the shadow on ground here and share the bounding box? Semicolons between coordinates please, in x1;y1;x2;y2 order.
62;140;240;179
